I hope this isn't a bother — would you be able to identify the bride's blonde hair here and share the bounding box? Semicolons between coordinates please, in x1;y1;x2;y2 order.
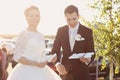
24;5;40;17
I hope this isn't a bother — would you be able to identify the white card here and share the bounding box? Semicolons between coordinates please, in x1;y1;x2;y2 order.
69;52;94;59
45;54;57;62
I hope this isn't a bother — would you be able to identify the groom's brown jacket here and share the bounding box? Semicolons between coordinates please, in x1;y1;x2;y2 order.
52;23;95;80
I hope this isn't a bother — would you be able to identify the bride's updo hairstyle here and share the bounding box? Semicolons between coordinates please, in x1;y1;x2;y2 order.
24;5;40;17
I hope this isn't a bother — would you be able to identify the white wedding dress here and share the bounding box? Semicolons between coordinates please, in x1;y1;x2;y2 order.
7;30;62;80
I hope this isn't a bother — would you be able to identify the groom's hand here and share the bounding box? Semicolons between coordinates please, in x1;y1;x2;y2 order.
56;64;67;75
79;57;91;65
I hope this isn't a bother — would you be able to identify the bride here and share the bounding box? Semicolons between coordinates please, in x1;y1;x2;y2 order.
7;5;62;80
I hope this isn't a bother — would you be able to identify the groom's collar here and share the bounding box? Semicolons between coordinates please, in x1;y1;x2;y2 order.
68;22;79;31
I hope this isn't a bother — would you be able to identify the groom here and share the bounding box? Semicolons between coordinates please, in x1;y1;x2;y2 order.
52;5;95;80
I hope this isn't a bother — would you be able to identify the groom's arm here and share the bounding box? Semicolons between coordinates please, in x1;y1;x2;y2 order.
51;28;62;63
85;29;95;65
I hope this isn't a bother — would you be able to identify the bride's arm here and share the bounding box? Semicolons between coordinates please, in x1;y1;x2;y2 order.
13;31;47;67
19;57;48;67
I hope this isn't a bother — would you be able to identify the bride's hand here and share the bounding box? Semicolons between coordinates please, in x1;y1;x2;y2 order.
37;60;48;68
51;55;57;63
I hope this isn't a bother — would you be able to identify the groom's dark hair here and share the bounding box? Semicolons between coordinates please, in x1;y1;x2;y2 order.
64;5;79;15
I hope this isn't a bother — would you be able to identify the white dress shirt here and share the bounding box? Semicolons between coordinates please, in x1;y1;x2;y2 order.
69;23;79;51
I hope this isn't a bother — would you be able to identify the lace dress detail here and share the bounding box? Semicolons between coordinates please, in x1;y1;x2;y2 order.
7;30;62;80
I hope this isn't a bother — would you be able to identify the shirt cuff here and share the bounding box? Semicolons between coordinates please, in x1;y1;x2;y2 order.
55;62;61;67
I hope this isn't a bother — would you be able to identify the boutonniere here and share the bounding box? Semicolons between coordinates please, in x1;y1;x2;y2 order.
75;34;85;41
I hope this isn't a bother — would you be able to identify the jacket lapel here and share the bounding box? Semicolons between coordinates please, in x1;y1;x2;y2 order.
65;26;71;52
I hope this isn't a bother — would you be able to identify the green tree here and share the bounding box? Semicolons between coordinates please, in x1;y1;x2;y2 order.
82;0;120;80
